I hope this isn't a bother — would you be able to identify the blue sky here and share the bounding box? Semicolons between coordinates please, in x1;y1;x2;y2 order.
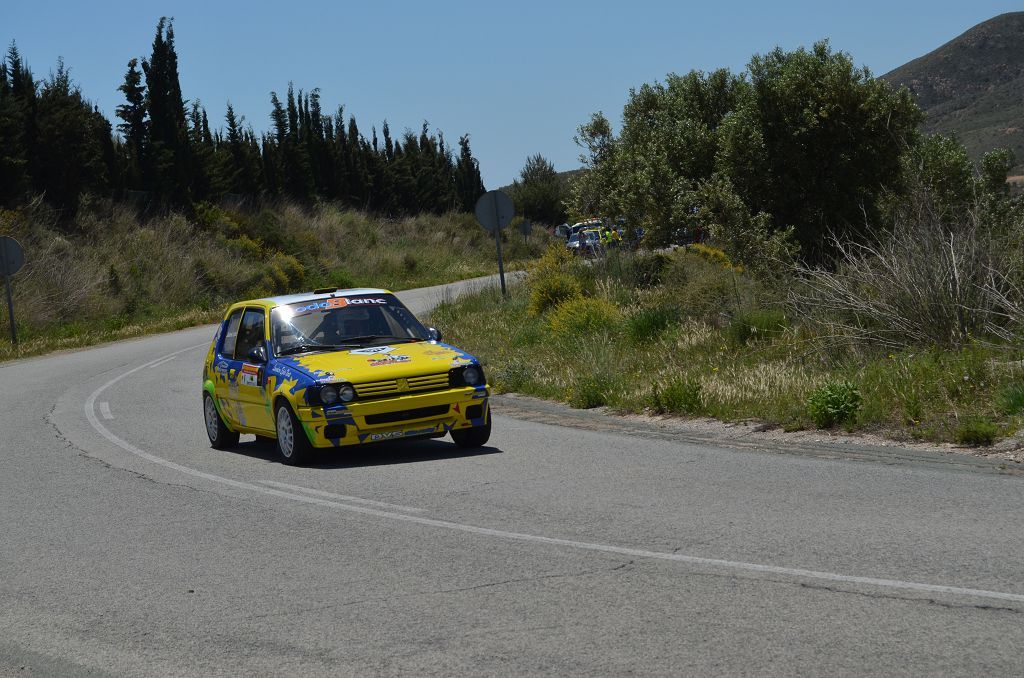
4;1;1020;188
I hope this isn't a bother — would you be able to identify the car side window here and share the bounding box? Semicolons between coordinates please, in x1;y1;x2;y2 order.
234;308;266;361
221;310;243;358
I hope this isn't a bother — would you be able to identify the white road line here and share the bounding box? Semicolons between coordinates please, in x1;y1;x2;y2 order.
82;345;1024;607
259;480;426;513
148;356;177;369
99;402;113;420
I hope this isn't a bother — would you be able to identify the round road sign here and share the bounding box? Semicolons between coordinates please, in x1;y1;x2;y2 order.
0;236;24;276
474;191;515;232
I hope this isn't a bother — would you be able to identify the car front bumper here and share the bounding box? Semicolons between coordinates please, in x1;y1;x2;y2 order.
295;385;490;447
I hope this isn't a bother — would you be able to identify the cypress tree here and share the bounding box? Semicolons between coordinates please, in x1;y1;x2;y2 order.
34;58;108;213
115;58;147;191
142;17;193;207
455;134;486;212
0;45;30;205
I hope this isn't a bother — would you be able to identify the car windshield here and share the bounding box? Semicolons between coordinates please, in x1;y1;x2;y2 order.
270;293;430;356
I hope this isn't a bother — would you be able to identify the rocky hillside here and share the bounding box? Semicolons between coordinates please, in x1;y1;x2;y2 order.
883;12;1024;167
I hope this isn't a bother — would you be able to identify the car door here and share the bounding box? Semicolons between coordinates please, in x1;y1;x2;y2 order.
227;307;274;433
213;308;244;426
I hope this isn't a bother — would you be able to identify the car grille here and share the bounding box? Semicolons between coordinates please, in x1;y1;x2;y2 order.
364;405;450;425
354;372;450;398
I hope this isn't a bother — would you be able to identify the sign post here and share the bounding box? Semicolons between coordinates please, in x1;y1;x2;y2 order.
0;236;25;344
473;191;515;297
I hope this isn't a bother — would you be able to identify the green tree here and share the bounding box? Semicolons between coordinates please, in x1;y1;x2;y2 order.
980;148;1016;197
142;18;193;207
720;41;922;259
115;58;147;190
510;153;565;225
0;44;31;205
454;133;485;213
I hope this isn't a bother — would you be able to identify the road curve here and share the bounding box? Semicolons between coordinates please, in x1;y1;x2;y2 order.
3;273;1024;676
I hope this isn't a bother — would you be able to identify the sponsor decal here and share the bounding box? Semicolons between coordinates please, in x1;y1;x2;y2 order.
215;360;229;375
451;358;473;366
240;363;261;387
369;430;404;442
293;296;389;315
349;345;394;355
423;348;453;356
271;364;294;380
368;354;411;367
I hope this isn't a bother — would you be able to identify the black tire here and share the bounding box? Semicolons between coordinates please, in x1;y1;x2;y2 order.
203;393;239;450
451;415;491;448
274;402;312;465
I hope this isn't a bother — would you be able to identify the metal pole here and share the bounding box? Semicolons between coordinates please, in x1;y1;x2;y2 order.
4;273;15;345
492;202;507;297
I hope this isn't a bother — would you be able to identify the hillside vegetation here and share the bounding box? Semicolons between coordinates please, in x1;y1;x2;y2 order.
0;202;550;361
432;37;1024;447
883;12;1024;168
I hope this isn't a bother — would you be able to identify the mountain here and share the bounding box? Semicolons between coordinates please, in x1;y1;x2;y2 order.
882;12;1024;168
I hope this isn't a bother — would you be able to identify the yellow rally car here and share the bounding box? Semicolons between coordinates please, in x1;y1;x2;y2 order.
201;288;490;464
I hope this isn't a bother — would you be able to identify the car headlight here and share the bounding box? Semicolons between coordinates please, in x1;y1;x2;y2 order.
320;385;339;405
338;384;356;402
462;366;482;386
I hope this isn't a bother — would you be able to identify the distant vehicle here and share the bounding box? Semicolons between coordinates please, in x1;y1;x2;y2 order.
566;229;602;257
569;219;603;238
202;288;491;465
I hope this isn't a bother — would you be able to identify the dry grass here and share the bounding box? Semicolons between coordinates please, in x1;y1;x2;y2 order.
429;246;1024;444
0;199;554;360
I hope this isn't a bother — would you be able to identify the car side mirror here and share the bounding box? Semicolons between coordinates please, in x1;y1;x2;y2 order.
427;327;442;342
248;344;268;363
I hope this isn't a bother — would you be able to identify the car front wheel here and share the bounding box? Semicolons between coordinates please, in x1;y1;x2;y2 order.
275;403;312;465
451;416;491;448
204;393;239;450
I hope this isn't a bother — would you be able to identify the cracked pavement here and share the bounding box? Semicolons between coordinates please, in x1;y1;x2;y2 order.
4;277;1024;675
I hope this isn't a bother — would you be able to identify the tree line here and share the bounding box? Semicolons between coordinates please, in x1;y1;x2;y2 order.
0;18;486;218
568;41;1017;264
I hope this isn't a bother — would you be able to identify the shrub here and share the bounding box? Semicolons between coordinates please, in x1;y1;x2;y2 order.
998;382;1024;416
548;296;621;337
568;374;612;409
673;261;741;322
529;271;583;316
689;243;739;271
790;192;1024;348
807;381;862;428
726;309;787;345
327;267;355;289
650;379;704;414
493;359;532;392
627;305;680;341
954;418;998;446
628;251;673;288
402;253;418;273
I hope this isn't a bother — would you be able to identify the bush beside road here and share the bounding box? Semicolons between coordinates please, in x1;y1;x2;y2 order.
430;246;1024;448
0;200;552;362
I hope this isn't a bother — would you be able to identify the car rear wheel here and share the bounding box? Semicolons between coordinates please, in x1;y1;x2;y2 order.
204;393;239;450
275;403;312;465
451;416;491;448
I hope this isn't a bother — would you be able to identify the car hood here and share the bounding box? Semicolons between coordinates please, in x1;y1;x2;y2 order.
276;341;476;384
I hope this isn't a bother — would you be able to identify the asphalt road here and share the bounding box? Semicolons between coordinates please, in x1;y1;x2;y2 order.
3;274;1024;676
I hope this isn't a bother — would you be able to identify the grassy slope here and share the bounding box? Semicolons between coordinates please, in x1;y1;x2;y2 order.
429;248;1024;446
0;201;553;361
